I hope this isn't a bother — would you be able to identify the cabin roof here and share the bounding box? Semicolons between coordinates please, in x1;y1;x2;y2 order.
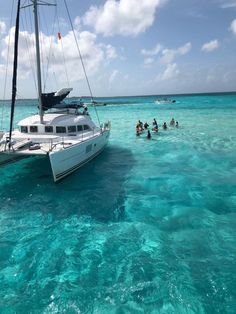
18;113;92;126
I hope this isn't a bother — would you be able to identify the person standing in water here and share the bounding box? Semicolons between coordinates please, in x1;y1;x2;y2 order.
147;130;151;139
152;118;158;132
144;122;149;129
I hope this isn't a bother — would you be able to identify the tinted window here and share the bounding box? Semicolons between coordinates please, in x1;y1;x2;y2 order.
30;126;38;133
68;126;76;133
83;125;90;130
21;126;28;133
77;125;83;132
45;126;53;133
56;126;66;133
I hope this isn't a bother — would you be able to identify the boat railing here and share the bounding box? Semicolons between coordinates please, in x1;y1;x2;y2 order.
101;121;111;131
49;128;99;151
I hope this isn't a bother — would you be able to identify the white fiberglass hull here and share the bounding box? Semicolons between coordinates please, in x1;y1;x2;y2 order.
49;130;110;182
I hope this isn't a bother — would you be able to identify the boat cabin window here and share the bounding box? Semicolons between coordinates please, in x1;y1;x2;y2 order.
68;126;76;133
30;126;38;133
83;125;90;131
20;126;28;133
45;126;53;133
77;125;83;132
56;126;66;133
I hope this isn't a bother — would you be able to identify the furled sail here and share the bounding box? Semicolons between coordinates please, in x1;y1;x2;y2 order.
41;87;73;111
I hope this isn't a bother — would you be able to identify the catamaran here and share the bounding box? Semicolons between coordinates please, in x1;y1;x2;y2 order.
0;0;110;182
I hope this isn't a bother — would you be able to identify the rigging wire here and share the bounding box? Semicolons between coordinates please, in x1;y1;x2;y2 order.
63;0;101;127
37;2;70;93
1;0;16;130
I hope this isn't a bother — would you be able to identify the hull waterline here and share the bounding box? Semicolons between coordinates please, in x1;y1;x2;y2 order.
49;130;110;182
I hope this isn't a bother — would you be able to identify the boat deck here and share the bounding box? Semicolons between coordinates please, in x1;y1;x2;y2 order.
0;129;103;157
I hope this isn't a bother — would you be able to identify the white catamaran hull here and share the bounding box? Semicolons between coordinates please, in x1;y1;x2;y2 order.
49;130;110;182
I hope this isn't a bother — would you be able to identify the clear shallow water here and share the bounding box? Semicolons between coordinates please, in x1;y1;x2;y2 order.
0;93;236;313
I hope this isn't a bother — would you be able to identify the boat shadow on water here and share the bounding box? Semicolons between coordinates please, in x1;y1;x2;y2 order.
0;145;135;223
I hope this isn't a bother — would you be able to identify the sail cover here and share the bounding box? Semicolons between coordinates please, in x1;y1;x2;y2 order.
41;88;73;110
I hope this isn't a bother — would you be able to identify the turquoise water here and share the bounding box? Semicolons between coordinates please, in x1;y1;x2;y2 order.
0;93;236;313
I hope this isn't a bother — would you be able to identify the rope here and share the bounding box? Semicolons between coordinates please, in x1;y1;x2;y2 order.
1;0;15;130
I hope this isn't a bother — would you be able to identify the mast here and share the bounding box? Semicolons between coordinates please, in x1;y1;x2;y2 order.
32;0;44;123
9;0;21;148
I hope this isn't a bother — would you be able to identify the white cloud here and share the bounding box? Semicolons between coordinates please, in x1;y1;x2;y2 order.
155;63;179;81
218;0;236;8
0;27;116;95
142;42;190;83
109;69;119;82
161;48;176;64
161;42;191;64
161;63;179;80
144;57;155;66
105;44;117;59
201;39;219;52
230;19;236;34
83;0;166;37
141;44;162;56
0;21;6;36
74;17;81;30
141;42;191;67
177;42;192;55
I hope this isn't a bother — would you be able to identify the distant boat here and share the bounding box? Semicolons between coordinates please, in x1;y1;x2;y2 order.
155;98;176;104
92;101;107;106
0;0;111;182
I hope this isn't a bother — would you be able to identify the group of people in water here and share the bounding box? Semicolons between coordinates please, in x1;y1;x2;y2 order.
136;117;179;139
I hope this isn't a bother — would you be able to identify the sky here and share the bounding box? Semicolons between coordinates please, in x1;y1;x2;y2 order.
0;0;236;98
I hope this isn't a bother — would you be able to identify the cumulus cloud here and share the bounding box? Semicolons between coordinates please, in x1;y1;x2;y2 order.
201;39;219;52
141;44;162;56
141;42;190;81
161;42;191;64
144;57;155;67
0;21;6;36
160;63;179;80
109;69;120;82
83;0;166;37
230;19;236;34
0;27;116;86
105;44;117;59
74;17;81;30
141;42;191;69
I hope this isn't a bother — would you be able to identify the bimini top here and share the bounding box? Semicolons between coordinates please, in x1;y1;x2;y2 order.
41;87;73;111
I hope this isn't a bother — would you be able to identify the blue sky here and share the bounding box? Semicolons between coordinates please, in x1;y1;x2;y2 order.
0;0;236;98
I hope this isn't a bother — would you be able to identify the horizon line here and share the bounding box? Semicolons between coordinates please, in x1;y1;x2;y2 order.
0;90;236;101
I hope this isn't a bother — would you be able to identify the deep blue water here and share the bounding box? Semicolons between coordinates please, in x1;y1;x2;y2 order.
0;93;236;313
